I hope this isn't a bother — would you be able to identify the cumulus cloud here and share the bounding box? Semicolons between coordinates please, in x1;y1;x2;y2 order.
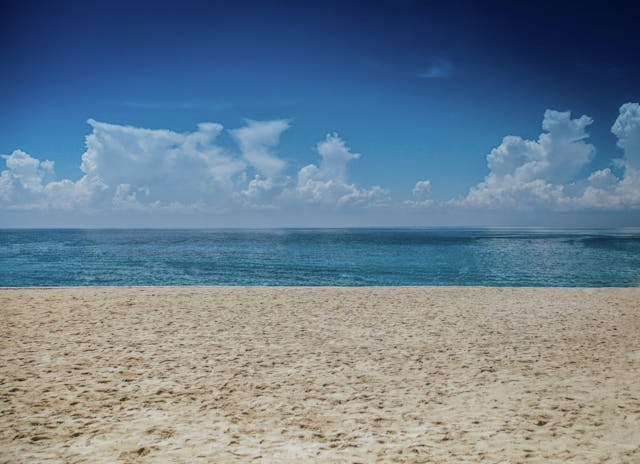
4;104;640;220
0;149;106;209
288;134;388;207
452;104;640;211
236;175;285;209
612;103;640;170
412;180;432;198
456;109;595;209
1;120;384;213
1;150;52;206
575;102;640;208
81;119;246;210
404;179;434;207
1;120;250;211
229;119;289;177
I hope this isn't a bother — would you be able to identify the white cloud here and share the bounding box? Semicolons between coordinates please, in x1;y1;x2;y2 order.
404;179;434;207
288;134;388;207
0;149;109;210
453;104;640;211
3;105;640;222
1;120;384;214
487;109;594;183
412;180;432;198
455;109;595;209
1;120;249;211
236;175;286;209
587;168;618;189
612;102;640;170
0;150;106;210
314;133;360;180
231;133;387;209
42;176;108;210
574;102;640;209
0;150;53;197
229;119;289;177
81;119;246;210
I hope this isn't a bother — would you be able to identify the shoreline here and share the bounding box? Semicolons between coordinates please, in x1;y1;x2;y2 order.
2;287;640;462
1;284;638;289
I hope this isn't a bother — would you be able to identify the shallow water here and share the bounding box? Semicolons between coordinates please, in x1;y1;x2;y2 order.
1;228;639;286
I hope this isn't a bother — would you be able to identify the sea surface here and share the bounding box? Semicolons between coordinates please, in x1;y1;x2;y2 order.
1;228;639;287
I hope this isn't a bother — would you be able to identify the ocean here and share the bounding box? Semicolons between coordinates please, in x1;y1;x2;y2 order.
1;228;639;287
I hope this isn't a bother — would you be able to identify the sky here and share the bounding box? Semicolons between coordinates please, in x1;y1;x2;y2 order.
1;0;639;227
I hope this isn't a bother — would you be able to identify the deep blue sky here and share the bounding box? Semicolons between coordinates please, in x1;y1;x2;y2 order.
1;0;639;226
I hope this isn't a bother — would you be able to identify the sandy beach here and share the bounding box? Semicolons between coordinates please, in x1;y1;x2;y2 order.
1;287;639;463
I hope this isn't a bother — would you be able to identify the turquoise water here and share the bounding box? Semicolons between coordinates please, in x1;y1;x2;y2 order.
1;228;639;287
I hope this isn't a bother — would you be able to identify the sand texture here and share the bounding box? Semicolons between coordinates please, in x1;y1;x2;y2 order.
1;287;640;463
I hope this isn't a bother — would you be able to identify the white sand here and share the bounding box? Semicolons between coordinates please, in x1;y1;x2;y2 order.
1;287;640;463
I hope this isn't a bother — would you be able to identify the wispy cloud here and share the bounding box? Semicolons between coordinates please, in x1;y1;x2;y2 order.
229;119;290;177
418;59;455;79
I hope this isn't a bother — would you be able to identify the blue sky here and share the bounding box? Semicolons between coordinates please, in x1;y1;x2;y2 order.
1;0;640;227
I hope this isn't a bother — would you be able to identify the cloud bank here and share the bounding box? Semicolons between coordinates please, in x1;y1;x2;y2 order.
0;120;385;213
2;103;640;224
